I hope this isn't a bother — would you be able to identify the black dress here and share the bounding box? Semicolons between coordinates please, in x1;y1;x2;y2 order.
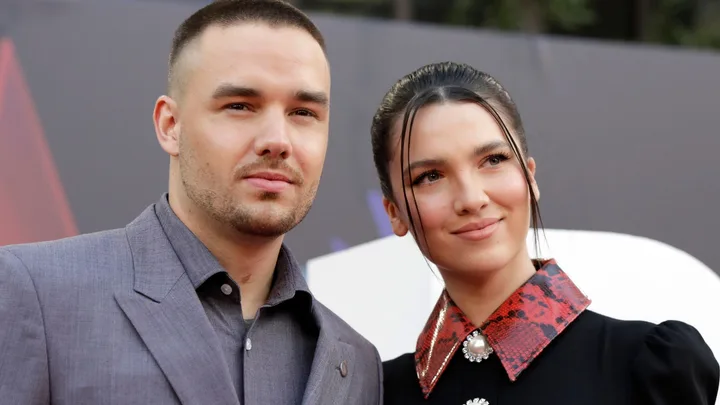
383;259;720;405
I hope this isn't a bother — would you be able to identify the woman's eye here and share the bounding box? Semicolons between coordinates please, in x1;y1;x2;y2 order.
426;172;440;182
412;170;442;186
486;153;510;166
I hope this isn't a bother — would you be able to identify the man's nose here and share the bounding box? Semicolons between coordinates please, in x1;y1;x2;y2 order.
254;113;292;159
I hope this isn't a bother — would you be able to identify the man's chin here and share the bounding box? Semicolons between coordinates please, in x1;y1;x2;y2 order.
239;200;292;216
225;208;297;237
232;219;296;238
255;190;284;201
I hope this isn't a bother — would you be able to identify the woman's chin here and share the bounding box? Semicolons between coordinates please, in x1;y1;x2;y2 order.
437;249;514;279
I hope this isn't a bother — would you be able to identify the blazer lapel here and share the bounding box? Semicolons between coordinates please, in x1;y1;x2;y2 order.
115;206;239;405
302;302;356;405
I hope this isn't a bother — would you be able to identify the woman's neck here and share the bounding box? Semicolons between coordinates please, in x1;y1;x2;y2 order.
442;250;538;328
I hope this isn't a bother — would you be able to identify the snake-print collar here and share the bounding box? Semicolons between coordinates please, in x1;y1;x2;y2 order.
415;259;591;398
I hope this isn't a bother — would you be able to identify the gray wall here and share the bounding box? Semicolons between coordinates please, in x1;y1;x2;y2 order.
4;0;720;274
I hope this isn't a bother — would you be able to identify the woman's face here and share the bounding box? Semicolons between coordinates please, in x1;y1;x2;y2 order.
383;101;538;277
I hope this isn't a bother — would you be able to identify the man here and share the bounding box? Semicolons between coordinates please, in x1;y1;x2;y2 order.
0;1;382;404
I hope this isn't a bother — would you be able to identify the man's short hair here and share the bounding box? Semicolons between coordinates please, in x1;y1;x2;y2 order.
168;0;326;96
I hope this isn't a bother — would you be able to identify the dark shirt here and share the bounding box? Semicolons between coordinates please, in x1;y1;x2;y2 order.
383;259;720;404
155;194;318;405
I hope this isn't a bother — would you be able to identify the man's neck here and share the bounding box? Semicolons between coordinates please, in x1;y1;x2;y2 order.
169;193;283;320
204;227;283;320
442;249;537;328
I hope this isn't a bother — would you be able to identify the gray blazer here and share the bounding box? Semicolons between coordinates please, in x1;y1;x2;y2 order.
0;205;383;405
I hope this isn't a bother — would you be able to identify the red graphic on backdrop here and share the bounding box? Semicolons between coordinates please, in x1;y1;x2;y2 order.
0;38;78;245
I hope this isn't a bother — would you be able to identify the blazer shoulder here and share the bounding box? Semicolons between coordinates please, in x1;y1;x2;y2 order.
1;202;159;270
0;228;130;280
2;227;127;257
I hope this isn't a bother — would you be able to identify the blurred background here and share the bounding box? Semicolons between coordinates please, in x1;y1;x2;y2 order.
143;0;720;51
296;0;720;51
1;0;719;278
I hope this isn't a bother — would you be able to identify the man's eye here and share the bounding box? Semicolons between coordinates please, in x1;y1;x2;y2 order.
293;109;316;117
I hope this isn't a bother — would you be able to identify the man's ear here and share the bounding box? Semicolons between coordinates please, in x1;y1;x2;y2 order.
153;95;180;157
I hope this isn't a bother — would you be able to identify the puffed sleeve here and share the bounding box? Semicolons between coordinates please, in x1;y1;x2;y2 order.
631;320;719;405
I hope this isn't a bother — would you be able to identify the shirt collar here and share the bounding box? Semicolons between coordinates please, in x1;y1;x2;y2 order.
153;193;311;301
415;259;591;398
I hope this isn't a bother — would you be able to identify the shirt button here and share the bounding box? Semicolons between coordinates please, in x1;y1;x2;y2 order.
245;338;252;351
220;284;232;295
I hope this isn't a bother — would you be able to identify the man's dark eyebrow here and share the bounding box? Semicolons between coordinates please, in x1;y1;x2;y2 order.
294;90;329;107
210;85;328;108
211;84;261;100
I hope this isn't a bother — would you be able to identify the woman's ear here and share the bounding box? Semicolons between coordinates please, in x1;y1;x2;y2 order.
526;157;540;201
383;196;409;237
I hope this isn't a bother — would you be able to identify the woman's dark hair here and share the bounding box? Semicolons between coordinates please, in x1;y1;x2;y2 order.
370;61;543;256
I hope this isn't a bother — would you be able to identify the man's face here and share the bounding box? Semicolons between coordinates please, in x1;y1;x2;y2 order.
172;23;330;237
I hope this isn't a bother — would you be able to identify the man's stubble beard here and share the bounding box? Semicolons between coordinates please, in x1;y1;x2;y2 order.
178;139;318;238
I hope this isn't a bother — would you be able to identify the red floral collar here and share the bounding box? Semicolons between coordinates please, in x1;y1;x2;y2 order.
415;259;591;398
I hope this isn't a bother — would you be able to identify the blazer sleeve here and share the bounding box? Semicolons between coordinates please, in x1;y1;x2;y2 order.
374;345;384;405
0;249;50;404
631;320;719;405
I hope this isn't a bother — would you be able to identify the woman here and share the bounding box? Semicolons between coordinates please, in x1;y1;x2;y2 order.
371;61;719;404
